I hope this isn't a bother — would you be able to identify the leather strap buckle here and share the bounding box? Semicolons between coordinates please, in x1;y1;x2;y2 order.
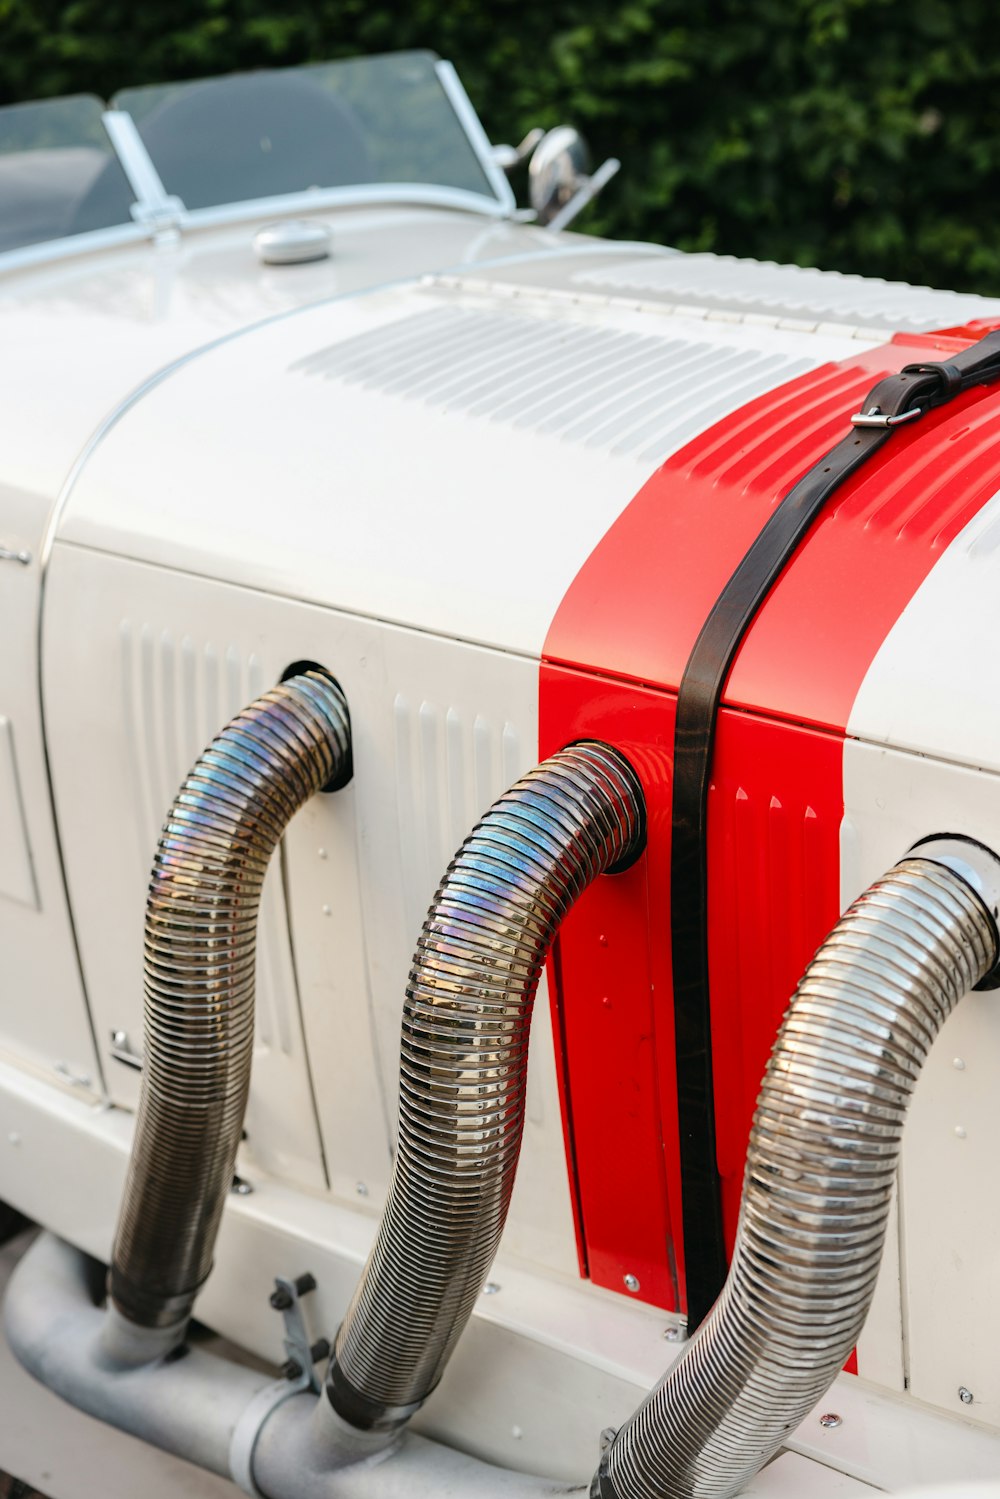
850;404;924;429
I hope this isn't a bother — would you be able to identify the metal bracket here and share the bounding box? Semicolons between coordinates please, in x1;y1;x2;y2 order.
546;157;621;233
269;1271;328;1391
102;109;186;240
229;1270;329;1497
110;1029;143;1071
129;198;186;239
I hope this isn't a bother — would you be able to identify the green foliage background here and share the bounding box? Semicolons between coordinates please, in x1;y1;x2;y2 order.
2;0;998;293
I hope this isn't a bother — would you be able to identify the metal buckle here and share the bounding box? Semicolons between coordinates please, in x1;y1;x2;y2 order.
850;405;923;429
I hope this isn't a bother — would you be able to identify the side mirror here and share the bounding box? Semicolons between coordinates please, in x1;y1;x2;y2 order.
528;126;620;232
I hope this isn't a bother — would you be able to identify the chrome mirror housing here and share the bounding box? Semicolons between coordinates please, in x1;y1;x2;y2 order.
528;126;620;232
528;127;590;223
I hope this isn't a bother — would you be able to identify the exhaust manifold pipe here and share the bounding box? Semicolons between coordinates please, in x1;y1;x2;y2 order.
594;837;1000;1499
109;668;351;1339
6;664;1000;1499
324;740;646;1433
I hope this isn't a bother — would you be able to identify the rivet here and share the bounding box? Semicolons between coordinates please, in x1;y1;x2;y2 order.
602;996;612;1008
598;934;608;947
819;1413;842;1429
663;1327;679;1341
959;1386;974;1405
953;1057;966;1071
318;848;328;860
322;904;332;916
8;1132;21;1146
624;1273;640;1293
231;1175;253;1195
955;1125;967;1139
356;1181;369;1197
483;1281;501;1296
511;1425;523;1440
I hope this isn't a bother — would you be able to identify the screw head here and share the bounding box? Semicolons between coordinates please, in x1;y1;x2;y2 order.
483;1281;501;1296
959;1386;974;1405
281;1358;303;1381
269;1286;293;1311
356;1181;369;1197
664;1327;679;1341
231;1175;253;1195
600;1427;617;1452
819;1413;842;1429
624;1273;640;1293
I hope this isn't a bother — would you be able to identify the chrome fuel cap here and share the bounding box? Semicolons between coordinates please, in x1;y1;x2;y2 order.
253;219;332;265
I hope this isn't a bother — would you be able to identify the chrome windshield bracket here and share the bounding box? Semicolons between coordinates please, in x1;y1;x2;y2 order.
546;156;621;233
102;109;186;238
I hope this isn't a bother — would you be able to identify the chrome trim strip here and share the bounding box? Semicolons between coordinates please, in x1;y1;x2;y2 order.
434;59;516;215
174;182;511;231
101;110;185;231
0;222;148;277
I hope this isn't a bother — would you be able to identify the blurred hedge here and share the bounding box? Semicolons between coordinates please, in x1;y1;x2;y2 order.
2;0;999;293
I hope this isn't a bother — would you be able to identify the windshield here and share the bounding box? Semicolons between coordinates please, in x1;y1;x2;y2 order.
113;51;497;212
0;95;134;254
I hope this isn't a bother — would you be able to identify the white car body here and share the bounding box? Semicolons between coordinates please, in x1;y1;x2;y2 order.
3;53;1000;1499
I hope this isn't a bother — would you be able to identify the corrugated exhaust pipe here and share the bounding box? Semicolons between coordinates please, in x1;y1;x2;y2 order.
324;740;646;1435
109;668;351;1340
592;837;1000;1499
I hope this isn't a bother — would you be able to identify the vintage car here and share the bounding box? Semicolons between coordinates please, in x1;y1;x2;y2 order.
3;47;1000;1499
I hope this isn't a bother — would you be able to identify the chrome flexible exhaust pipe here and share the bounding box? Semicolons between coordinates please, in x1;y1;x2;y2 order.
109;668;351;1339
593;838;1000;1499
324;740;645;1436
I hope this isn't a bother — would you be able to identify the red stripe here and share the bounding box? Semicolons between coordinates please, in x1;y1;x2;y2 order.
539;330;1000;1312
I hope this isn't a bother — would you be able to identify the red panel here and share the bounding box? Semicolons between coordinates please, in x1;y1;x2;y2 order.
540;327;1000;1313
544;331;1000;733
707;711;844;1246
544;346;899;698
540;663;681;1310
728;382;1000;730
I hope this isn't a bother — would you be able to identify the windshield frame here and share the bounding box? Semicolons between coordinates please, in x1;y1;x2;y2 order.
0;54;516;273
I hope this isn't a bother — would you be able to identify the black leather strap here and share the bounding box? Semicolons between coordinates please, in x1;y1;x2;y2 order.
671;329;1000;1334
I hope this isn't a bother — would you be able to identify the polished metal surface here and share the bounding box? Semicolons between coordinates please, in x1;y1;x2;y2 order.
328;741;645;1429
253;220;333;266
528;126;591;224
110;671;351;1330
595;853;1000;1499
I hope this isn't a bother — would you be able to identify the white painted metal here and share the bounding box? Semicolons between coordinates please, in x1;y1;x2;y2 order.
0;209;565;506
41;548;578;1268
844;735;1000;1429
0;478;98;1092
848;487;1000;775
4;141;1000;1493
845;486;1000;1418
566;251;1000;334
5;1052;1000;1492
53;278;876;660
0;717;37;909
